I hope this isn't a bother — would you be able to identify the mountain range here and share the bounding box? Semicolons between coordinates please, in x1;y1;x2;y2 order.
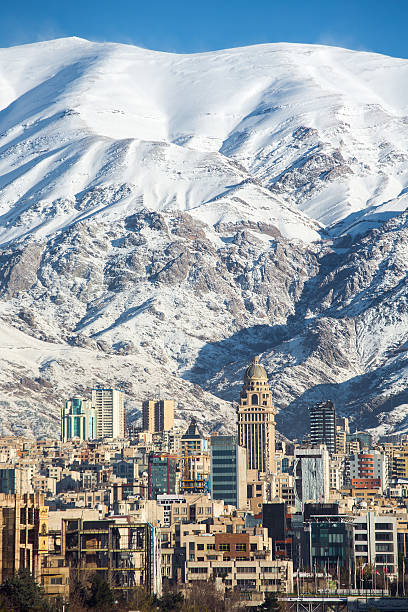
0;37;408;439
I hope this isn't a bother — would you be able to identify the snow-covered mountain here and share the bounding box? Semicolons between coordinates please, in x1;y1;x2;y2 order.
1;37;408;439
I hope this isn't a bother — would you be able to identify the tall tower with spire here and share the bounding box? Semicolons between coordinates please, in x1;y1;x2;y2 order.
237;356;276;474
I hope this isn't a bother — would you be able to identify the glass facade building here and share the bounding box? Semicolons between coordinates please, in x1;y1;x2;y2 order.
210;435;246;508
309;401;337;455
61;397;96;442
148;454;177;500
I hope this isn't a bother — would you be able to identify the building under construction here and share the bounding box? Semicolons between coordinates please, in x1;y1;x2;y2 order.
62;518;161;596
0;492;48;582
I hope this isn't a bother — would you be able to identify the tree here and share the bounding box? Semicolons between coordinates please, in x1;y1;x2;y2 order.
86;573;114;610
258;592;281;612
0;568;52;612
156;590;184;611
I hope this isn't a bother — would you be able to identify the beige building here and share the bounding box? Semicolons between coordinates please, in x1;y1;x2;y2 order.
143;399;175;433
181;526;293;598
0;493;48;582
92;388;125;439
237;356;276;474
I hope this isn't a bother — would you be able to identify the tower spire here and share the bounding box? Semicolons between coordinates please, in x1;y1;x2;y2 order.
237;355;276;474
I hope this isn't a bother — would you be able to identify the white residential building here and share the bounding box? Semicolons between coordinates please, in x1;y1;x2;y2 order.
353;512;397;575
92;388;125;439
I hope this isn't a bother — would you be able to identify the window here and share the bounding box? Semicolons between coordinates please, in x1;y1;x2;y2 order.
355;534;367;541
237;567;256;573
207;544;215;550
376;543;393;552
237;579;256;588
197;557;205;561
376;523;393;530
251;395;258;406
235;544;247;551
375;532;392;541
219;544;230;551
197;544;204;551
190;567;207;574
50;577;63;585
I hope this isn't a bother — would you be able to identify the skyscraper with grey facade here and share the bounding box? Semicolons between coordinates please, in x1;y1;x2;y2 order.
309;400;336;454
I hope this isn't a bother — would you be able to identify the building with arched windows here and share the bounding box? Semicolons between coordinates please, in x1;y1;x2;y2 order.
237;356;276;474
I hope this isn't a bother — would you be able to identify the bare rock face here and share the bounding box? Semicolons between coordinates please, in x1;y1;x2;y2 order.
0;243;44;298
0;206;406;440
2;39;408;438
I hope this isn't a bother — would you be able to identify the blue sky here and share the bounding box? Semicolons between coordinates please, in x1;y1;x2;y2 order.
1;0;406;58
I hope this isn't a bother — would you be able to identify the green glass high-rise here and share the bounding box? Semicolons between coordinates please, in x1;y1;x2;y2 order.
61;396;96;442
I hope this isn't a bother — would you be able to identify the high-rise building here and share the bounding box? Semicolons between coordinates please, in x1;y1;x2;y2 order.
294;445;330;511
309;401;336;454
237;356;276;474
210;435;247;509
61;396;96;442
142;399;174;433
148;454;177;500
92;388;125;439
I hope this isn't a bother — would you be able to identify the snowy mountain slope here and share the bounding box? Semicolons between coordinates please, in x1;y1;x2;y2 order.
1;38;408;437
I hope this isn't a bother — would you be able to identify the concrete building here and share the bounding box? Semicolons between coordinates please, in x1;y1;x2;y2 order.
237;356;276;474
0;466;32;495
392;443;408;479
354;512;397;575
346;431;372;453
309;401;337;455
181;418;207;454
329;455;345;490
347;451;388;492
61;396;96;442
92;388;125;439
62;518;161;595
294;445;330;511
210;435;247;509
0;493;48;582
148;454;177;500
142;399;174;434
182;525;293;599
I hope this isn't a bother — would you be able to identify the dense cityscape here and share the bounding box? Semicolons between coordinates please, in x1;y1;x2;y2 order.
0;356;406;610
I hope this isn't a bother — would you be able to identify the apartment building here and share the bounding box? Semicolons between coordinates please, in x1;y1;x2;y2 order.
353;512;397;575
309;401;337;455
142;399;174;434
347;451;388;492
92;388;125;439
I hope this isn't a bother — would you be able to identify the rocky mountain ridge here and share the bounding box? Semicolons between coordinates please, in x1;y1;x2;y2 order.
0;38;408;438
